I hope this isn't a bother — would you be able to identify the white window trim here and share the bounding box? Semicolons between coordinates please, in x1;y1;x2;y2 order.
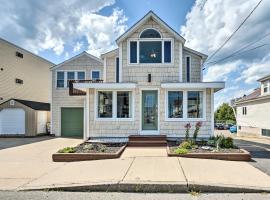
165;89;206;122
55;70;86;88
139;28;162;38
91;70;101;80
127;38;174;66
94;89;135;121
263;80;270;94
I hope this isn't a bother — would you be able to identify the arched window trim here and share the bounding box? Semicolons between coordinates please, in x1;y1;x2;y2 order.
139;28;162;39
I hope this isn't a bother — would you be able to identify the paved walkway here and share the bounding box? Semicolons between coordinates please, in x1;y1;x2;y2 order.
0;138;269;192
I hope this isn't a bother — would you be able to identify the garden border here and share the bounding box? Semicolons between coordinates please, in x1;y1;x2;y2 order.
52;144;127;162
167;146;251;161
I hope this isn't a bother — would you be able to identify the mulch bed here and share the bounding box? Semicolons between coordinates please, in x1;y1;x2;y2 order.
167;141;251;161
52;142;127;162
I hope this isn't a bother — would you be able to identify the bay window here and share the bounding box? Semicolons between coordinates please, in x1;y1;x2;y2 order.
188;91;203;118
97;91;133;119
168;91;183;118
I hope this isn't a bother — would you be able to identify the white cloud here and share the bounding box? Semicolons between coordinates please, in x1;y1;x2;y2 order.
204;60;241;82
0;0;127;57
73;42;83;52
181;0;270;108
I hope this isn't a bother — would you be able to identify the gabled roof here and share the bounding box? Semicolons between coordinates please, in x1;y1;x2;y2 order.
234;88;270;105
101;48;119;59
0;37;55;66
50;51;103;70
116;11;186;44
184;46;208;60
257;74;270;82
0;99;50;111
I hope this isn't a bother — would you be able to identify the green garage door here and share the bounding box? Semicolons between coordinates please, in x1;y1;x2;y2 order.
61;108;83;138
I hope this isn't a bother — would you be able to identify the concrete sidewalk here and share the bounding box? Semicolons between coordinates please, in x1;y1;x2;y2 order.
0;140;269;192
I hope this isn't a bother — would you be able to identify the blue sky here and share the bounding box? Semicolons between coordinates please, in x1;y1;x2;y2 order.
1;0;270;109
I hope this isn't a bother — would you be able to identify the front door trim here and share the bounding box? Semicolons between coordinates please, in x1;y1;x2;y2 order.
139;88;160;135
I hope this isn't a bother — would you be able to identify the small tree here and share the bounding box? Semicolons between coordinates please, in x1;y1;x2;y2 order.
193;121;202;141
184;123;191;140
214;103;236;123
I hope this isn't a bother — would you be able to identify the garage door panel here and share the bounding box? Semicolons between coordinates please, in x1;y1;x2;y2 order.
61;108;83;138
0;108;25;135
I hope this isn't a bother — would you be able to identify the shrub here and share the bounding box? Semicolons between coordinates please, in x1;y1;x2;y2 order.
179;140;192;149
184;123;191;140
222;137;234;148
58;147;76;153
174;148;189;154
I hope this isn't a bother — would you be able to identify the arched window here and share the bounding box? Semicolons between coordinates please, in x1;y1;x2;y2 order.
140;29;161;38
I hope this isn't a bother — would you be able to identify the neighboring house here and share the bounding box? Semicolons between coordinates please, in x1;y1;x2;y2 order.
233;74;270;138
0;37;54;135
51;11;225;140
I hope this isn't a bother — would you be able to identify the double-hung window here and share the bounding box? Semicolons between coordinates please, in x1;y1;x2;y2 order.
56;72;65;88
56;71;85;88
263;81;269;94
129;29;172;64
91;70;100;81
97;91;133;119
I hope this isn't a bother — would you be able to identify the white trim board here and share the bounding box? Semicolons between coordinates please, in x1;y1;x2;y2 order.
161;82;225;92
74;83;137;90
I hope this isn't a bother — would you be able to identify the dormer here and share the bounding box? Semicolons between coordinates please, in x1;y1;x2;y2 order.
258;74;270;96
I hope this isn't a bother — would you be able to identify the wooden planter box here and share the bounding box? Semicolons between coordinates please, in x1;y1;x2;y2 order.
52;145;126;162
167;146;251;161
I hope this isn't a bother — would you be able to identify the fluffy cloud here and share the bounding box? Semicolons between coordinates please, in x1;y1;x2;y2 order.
0;0;127;57
181;0;270;109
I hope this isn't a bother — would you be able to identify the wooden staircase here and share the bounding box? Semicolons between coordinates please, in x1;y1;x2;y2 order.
128;135;167;147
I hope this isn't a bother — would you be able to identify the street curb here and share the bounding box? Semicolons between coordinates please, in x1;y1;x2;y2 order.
19;182;270;193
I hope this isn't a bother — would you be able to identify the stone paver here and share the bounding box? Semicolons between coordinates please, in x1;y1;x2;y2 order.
179;157;270;189
121;147;167;158
123;157;186;183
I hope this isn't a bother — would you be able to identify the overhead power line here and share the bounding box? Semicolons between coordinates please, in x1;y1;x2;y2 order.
206;0;263;62
205;42;270;67
205;32;270;66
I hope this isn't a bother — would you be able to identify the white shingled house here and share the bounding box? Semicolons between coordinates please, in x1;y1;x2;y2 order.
51;11;225;140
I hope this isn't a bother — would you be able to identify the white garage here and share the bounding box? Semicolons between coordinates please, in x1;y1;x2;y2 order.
0;108;25;135
0;99;50;136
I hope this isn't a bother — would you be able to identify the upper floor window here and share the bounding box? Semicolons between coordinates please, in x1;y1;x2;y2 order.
91;70;100;80
129;28;172;64
263;81;269;93
116;57;120;83
186;56;190;82
56;71;85;88
242;107;247;115
140;29;161;38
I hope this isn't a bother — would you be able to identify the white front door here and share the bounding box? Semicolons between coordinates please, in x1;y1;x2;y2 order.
0;108;25;135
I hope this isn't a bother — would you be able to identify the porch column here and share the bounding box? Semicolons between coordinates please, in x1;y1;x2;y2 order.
211;88;214;136
86;88;90;139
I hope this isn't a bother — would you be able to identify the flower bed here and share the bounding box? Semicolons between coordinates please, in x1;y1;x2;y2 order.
52;142;127;162
167;141;251;161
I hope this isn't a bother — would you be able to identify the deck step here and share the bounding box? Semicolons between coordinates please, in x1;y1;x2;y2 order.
128;141;167;147
128;135;167;147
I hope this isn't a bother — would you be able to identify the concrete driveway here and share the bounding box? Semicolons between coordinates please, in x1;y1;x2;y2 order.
0;137;82;190
0;137;269;192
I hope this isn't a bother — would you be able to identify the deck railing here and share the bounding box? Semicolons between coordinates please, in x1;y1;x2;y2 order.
69;79;104;96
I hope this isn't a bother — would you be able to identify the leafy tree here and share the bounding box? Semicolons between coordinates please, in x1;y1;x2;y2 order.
214;103;236;123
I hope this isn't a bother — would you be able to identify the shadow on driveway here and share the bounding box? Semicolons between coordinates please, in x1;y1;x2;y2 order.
0;136;55;150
